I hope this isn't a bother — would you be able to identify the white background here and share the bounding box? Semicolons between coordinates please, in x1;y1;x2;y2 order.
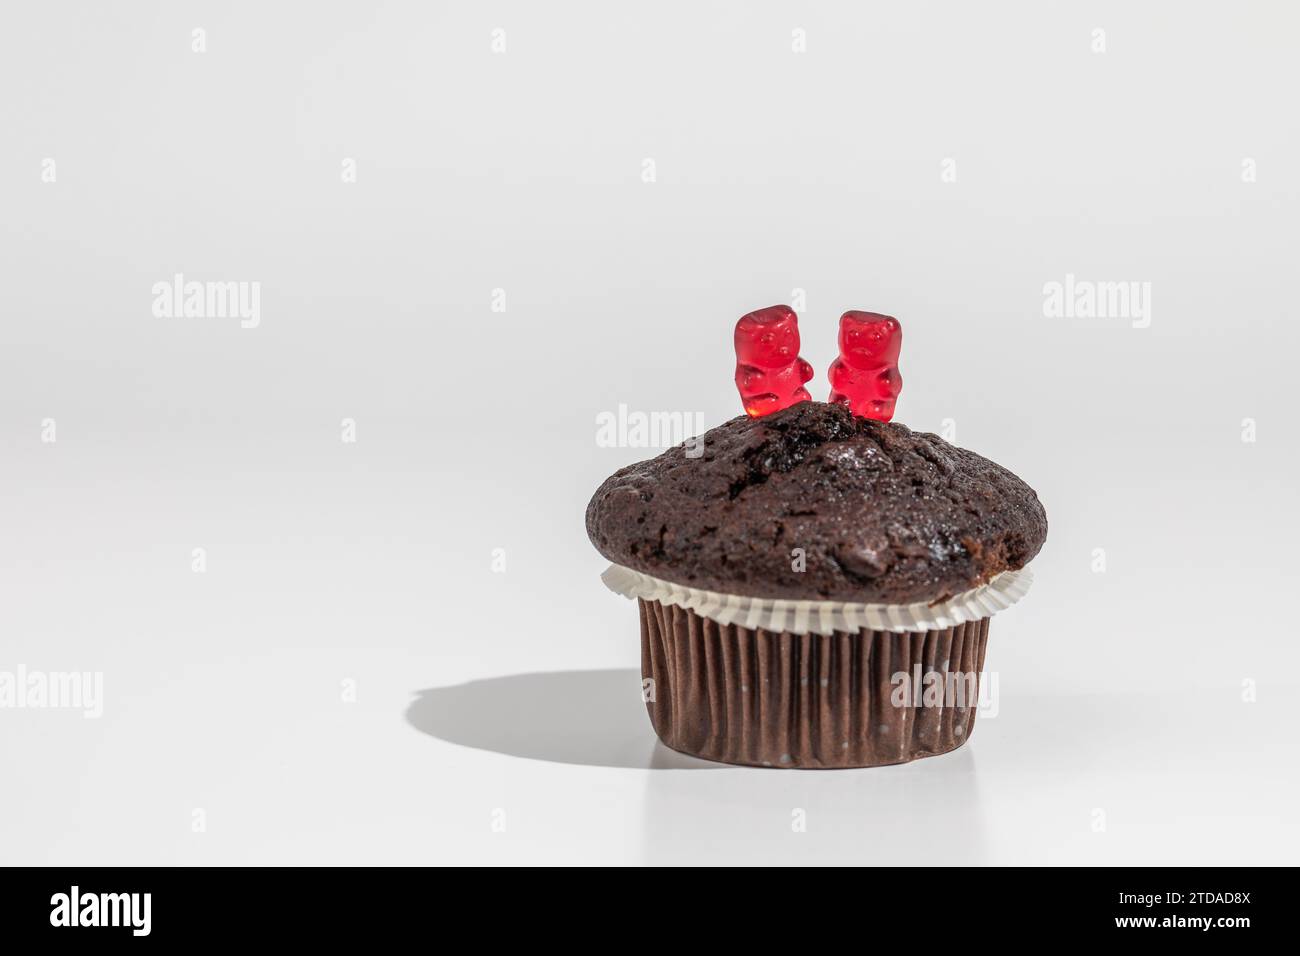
2;2;1297;864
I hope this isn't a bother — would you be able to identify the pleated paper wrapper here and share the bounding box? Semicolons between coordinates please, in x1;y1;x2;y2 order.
601;563;1034;769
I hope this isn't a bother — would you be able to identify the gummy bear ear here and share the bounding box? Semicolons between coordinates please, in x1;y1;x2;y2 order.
827;311;903;422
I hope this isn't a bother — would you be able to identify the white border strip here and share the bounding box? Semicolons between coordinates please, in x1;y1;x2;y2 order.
601;563;1033;635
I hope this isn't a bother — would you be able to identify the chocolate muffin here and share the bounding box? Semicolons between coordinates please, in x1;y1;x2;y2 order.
588;401;1047;769
587;401;1046;604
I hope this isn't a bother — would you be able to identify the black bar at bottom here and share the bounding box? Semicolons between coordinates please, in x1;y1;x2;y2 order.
0;866;1284;941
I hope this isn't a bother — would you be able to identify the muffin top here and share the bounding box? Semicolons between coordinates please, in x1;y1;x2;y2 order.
586;401;1047;604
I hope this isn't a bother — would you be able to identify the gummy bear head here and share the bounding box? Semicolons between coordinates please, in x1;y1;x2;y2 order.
735;305;802;370
838;311;902;369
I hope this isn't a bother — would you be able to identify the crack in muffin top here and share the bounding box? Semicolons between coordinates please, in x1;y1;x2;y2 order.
586;401;1047;604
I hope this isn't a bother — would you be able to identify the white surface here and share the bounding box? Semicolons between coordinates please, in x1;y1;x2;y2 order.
2;2;1298;865
6;656;1297;866
1;442;1295;866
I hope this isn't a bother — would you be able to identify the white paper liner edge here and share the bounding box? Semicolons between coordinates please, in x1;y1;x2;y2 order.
600;563;1034;636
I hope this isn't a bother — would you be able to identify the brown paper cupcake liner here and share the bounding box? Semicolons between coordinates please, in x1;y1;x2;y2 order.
639;598;991;769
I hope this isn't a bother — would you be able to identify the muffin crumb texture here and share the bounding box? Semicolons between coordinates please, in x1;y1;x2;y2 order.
586;401;1047;604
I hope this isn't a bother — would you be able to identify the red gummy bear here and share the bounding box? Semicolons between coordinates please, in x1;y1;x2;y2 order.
828;311;903;421
734;305;814;418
